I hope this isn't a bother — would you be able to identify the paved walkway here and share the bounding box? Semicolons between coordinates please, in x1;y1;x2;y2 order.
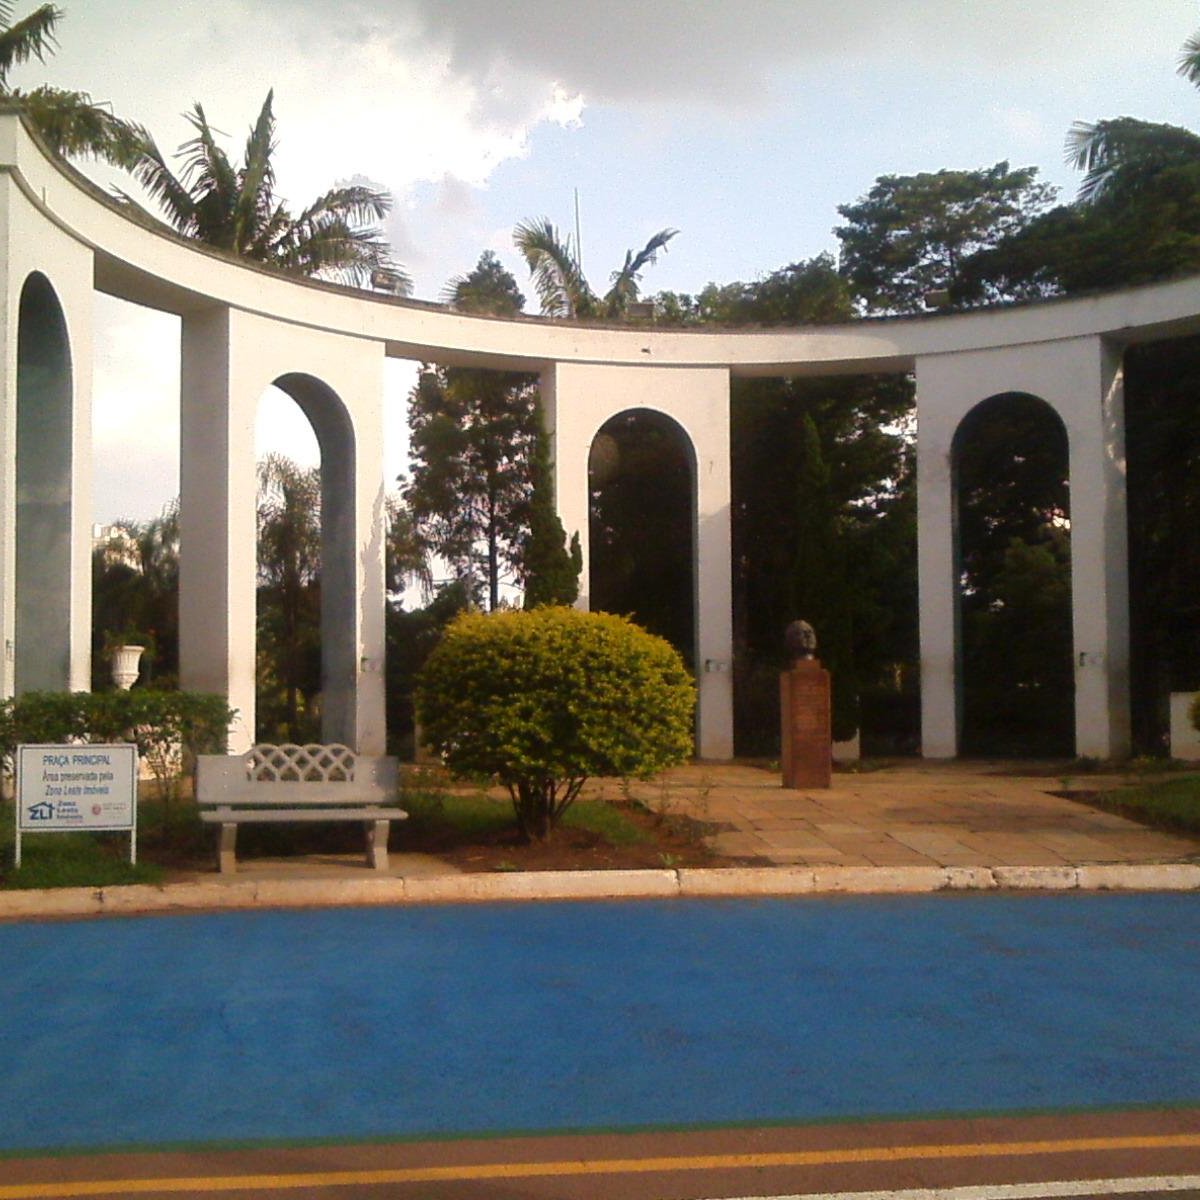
639;761;1200;868
3;761;1198;920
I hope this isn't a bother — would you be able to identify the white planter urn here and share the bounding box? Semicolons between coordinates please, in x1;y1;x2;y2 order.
111;644;145;690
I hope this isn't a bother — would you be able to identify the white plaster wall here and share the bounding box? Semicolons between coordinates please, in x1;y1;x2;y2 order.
179;308;386;753
915;335;1130;759
0;173;93;697
1169;692;1200;760
5;116;1200;380
547;361;733;759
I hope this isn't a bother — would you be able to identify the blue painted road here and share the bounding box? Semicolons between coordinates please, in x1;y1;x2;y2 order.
0;892;1197;1154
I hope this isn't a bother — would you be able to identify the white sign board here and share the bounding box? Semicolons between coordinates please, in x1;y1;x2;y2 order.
15;744;138;866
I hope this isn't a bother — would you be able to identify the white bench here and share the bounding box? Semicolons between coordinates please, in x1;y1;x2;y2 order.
196;743;407;874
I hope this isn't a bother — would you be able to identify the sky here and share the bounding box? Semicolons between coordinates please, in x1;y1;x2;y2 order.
10;0;1200;524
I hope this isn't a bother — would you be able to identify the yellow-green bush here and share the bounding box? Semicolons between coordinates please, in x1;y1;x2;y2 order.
415;607;694;839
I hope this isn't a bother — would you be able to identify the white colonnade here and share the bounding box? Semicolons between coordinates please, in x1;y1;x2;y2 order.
3;112;1198;759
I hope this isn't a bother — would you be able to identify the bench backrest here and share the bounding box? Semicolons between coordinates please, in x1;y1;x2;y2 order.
197;743;399;807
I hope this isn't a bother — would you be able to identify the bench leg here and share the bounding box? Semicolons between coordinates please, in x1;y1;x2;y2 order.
218;823;238;874
365;819;390;871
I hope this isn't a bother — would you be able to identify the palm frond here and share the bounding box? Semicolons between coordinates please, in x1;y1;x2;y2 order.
294;183;391;227
1066;117;1200;203
274;184;395;285
13;84;146;166
126;129;198;234
118;92;403;287
176;102;240;248
604;227;677;314
273;216;395;287
513;217;592;318
1179;30;1200;89
234;90;277;257
0;3;59;83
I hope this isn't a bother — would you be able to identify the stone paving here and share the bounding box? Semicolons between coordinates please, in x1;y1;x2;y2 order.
632;761;1200;869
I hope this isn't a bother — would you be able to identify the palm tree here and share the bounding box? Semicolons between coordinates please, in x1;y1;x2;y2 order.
0;3;142;164
125;90;408;289
513;217;676;319
1066;28;1200;203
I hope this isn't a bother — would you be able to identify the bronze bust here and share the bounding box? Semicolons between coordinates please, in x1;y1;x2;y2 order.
785;619;817;665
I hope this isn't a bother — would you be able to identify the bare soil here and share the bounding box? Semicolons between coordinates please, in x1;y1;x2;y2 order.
403;803;733;873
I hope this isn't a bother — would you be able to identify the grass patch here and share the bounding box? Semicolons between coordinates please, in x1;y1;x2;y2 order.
403;787;514;841
1085;774;1200;836
0;795;209;889
562;798;651;846
0;799;165;889
404;786;651;846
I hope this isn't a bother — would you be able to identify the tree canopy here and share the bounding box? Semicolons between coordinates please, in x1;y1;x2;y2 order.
405;252;541;609
834;162;1057;312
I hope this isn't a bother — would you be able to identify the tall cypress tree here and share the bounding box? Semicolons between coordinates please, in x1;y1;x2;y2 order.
405;254;539;610
521;406;581;608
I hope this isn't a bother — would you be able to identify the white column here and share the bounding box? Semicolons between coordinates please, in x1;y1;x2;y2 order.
692;385;734;760
179;306;258;751
9;275;93;695
65;284;93;694
0;184;15;699
542;365;590;609
1067;339;1130;759
546;361;733;759
288;365;387;755
348;395;388;755
916;336;1131;761
915;399;960;758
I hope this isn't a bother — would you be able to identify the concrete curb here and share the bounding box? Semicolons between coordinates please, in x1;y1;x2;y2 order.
1;862;1198;919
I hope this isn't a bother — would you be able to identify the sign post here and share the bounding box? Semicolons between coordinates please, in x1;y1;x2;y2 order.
15;744;139;867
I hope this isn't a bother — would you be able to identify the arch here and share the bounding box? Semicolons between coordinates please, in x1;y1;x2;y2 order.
268;372;359;746
15;272;73;693
588;408;698;668
951;391;1074;755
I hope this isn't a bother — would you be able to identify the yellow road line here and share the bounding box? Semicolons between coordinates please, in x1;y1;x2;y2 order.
2;1133;1198;1198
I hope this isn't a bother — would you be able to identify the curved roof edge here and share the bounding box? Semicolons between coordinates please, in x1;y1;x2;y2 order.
5;111;1200;376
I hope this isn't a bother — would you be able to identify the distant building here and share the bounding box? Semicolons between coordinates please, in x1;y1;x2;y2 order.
92;524;140;571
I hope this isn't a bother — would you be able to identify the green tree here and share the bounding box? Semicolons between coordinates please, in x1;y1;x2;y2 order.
124;90;404;287
384;494;430;598
520;404;581;608
654;255;852;327
416;607;694;841
441;248;525;314
954;394;1072;756
91;505;180;688
514;217;677;318
652;258;917;752
256;453;321;740
834;162;1057;312
960;534;1074;757
406;253;540;609
1065;22;1200;208
1124;335;1200;753
1;3;143;164
589;409;695;663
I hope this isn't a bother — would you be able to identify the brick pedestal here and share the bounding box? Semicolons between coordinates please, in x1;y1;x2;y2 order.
781;660;832;789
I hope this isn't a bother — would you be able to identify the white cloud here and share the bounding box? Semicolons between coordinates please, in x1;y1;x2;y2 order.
19;0;1200;523
385;0;1196;108
991;106;1054;152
